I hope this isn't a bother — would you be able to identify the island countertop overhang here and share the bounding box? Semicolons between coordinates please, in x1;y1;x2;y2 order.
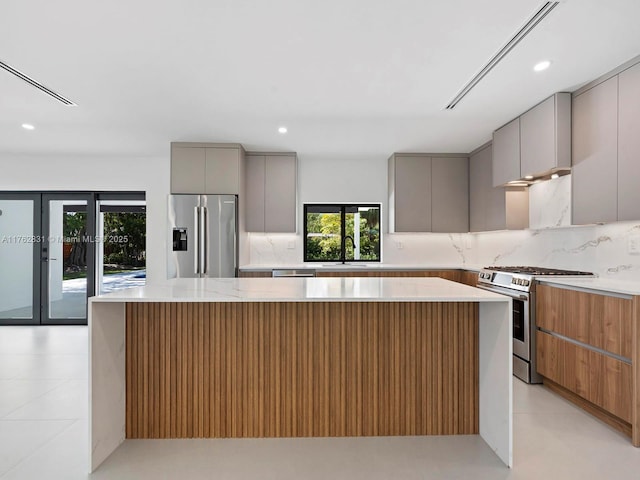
90;277;509;303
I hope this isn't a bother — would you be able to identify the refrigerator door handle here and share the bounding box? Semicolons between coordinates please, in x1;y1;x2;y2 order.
200;206;207;275
194;206;200;274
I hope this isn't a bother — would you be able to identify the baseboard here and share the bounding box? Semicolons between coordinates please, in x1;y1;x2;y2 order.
542;377;632;438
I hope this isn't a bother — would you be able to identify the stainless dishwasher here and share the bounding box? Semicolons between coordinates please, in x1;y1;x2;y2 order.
271;269;316;278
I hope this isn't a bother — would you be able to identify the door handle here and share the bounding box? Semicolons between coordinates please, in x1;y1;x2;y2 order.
194;206;200;274
200;207;207;275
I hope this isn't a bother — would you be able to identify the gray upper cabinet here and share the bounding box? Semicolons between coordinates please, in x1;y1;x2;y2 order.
171;146;206;193
264;155;297;232
389;154;431;232
389;154;469;233
492;118;520;187
205;147;241;194
431;157;469;233
617;62;640;221
171;143;244;195
520;93;571;178
245;153;297;233
470;143;528;232
245;155;266;231
572;76;618;225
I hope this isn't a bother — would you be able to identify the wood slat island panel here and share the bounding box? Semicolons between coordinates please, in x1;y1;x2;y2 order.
125;301;479;439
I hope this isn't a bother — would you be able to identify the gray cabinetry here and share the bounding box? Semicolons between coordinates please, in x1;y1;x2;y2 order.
520;93;571;178
492;118;520;187
245;155;266;232
470;143;528;232
493;93;570;186
572;76;618;224
617;62;640;221
389;154;469;233
390;154;431;232
431;157;469;233
205;147;241;195
171;143;244;195
245;153;297;233
171;146;206;193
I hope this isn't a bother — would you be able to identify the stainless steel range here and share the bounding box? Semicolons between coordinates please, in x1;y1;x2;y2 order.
476;266;595;384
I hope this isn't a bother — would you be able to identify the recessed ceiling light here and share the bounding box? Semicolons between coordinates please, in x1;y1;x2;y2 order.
524;175;534;180
21;123;35;130
533;60;551;72
278;126;288;134
551;173;559;179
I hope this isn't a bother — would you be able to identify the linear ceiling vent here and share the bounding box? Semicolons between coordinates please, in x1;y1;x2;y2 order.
445;1;559;110
0;59;77;106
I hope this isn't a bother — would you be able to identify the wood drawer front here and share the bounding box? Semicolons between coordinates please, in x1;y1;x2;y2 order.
536;330;632;422
316;270;461;282
536;284;632;358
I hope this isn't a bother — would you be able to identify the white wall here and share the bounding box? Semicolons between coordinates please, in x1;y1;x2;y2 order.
0;154;170;283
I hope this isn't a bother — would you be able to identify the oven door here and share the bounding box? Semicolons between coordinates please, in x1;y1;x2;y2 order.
476;284;530;361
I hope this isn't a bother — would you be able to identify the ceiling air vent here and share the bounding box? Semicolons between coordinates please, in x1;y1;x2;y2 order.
0;59;77;106
445;1;559;110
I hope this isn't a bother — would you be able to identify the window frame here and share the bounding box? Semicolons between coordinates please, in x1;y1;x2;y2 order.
303;203;381;263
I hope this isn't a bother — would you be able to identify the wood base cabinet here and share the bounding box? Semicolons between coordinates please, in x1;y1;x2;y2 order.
536;283;640;445
537;330;632;423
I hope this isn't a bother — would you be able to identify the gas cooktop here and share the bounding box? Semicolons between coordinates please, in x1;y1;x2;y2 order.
483;266;594;276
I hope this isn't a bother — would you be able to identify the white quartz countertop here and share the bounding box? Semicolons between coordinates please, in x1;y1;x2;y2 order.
537;277;640;296
240;263;484;272
90;277;507;303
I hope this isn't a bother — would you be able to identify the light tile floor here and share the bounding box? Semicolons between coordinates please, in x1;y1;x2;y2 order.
1;326;639;479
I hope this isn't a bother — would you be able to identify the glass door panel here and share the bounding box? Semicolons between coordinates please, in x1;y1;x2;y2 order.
42;194;95;325
0;195;41;323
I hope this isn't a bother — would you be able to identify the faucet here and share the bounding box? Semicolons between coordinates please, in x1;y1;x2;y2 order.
343;236;355;264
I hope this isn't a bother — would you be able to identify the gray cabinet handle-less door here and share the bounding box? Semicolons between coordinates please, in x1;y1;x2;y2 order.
617;62;640;222
572;76;618;225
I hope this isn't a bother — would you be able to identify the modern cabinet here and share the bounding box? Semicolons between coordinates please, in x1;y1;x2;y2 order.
520;93;571;179
572;77;619;224
389;154;432;232
535;283;636;435
469;143;528;232
388;154;468;233
171;143;244;195
493;93;571;186
618;62;640;221
492;118;520;187
245;153;297;233
431;157;469;233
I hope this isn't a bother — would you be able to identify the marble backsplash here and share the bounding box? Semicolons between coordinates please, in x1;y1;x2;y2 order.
247;224;640;280
471;222;640;279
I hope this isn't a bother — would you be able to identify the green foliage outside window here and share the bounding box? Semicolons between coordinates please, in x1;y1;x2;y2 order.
305;205;380;262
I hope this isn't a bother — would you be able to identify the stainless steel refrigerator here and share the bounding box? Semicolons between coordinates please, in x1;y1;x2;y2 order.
167;194;237;278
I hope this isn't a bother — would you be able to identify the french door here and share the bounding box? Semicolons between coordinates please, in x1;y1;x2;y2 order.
0;192;143;325
0;193;95;325
41;193;96;325
0;193;42;324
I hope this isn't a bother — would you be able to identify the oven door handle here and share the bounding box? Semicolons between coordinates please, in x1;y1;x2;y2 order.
476;284;529;301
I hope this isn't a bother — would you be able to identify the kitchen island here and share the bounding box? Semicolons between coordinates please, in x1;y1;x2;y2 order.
89;277;512;471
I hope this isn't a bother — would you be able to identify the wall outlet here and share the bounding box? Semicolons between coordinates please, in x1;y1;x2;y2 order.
628;235;640;254
396;241;404;250
287;241;296;250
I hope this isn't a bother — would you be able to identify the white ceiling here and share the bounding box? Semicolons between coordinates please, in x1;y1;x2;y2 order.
1;0;640;159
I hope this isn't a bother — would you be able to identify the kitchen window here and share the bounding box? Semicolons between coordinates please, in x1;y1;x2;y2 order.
303;204;381;263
